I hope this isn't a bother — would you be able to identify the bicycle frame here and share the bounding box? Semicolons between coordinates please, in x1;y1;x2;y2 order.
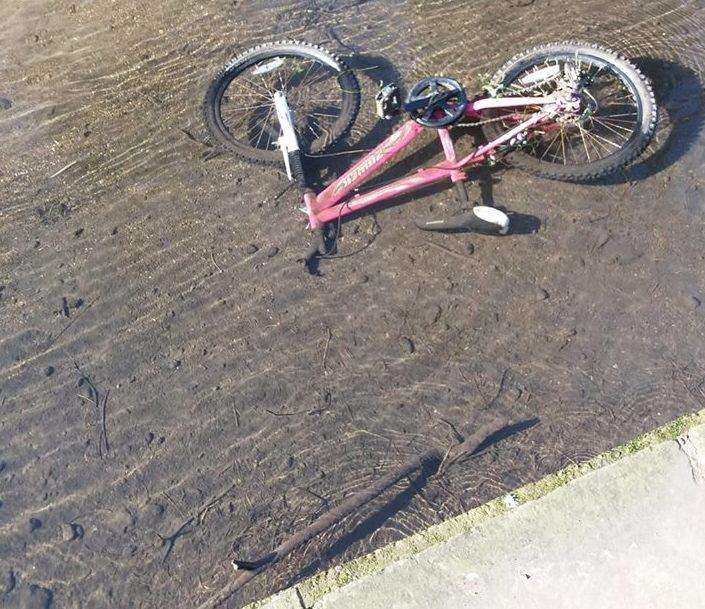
302;96;562;229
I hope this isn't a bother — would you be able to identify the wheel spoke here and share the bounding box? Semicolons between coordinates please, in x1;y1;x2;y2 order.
252;103;276;148
496;53;642;167
214;50;352;154
577;123;592;162
560;127;568;165
592;117;635;135
540;130;563;161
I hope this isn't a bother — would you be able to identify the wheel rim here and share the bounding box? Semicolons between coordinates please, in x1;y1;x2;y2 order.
215;53;349;154
495;53;643;167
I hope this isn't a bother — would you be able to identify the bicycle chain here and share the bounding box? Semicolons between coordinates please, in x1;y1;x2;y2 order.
455;113;516;128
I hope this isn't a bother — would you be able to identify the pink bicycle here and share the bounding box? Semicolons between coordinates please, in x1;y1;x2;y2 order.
204;41;657;265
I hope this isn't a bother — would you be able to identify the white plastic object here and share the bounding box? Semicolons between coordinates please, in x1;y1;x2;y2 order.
473;205;510;235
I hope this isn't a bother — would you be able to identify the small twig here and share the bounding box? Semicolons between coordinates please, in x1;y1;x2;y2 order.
159;517;195;563
99;390;110;456
488;368;511;409
434;442;455;478
198;483;238;525
49;160;78;179
50;297;100;346
162;490;188;520
437;417;463;443
265;408;308;417
177;128;212;149
321;328;332;373
269;181;295;204
303;488;328;504
421;239;471;261
210;251;223;274
197;416;508;609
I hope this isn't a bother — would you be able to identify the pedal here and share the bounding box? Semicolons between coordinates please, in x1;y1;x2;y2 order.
416;206;510;235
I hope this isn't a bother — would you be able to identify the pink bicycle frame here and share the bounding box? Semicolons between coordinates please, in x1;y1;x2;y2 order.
303;96;559;229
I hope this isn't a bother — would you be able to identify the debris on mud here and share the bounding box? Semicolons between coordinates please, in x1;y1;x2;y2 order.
244;243;258;255
424;304;442;325
60;522;84;541
401;337;415;354
3;570;16;594
28;518;42;533
204;418;509;609
534;287;550;301
265;245;279;258
23;584;54;609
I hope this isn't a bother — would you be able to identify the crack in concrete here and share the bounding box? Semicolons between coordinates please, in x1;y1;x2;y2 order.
676;434;705;484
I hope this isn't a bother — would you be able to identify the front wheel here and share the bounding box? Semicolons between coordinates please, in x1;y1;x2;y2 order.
481;41;658;182
203;40;361;165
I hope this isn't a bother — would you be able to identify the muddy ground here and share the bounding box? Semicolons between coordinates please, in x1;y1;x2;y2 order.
2;0;705;608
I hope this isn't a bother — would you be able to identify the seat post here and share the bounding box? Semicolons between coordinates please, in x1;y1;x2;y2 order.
438;128;466;183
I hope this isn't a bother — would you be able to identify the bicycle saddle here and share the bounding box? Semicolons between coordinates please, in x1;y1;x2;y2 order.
403;77;467;128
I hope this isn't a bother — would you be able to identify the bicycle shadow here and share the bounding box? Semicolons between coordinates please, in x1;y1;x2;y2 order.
475;165;541;236
304;52;406;187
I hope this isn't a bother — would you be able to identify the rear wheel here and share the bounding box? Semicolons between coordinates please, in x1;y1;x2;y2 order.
481;42;657;181
203;40;360;165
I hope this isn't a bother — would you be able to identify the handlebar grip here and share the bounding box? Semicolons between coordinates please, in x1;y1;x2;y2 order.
415;206;510;235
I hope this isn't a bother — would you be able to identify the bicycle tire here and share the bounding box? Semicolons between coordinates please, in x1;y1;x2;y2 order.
203;40;361;165
482;41;657;182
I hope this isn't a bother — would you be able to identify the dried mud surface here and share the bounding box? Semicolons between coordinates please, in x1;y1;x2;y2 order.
1;1;705;608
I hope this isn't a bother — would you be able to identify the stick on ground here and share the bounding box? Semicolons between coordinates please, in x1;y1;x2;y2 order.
196;415;508;609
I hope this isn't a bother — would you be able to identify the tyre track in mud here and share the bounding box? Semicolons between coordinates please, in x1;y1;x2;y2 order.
2;0;705;608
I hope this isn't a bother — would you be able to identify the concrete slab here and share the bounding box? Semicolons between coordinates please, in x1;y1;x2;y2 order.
312;427;705;609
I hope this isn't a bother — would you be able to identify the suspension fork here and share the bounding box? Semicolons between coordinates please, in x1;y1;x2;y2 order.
273;91;325;261
273;91;307;189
